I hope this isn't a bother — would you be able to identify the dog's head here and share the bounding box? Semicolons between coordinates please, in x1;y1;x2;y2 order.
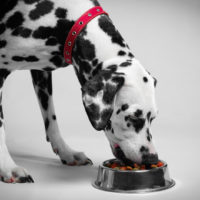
82;58;158;165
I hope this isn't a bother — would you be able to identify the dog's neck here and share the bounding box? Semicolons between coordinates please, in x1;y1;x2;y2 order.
53;0;134;86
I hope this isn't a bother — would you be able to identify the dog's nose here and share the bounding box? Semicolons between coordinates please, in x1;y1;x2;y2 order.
142;153;159;165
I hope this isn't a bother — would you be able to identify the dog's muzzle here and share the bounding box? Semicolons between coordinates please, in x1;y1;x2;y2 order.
113;144;158;165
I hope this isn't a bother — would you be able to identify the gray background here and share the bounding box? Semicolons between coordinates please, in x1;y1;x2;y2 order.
0;0;200;199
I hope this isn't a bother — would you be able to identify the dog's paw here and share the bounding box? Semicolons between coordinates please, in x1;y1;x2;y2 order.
49;135;93;166
0;166;34;184
60;151;93;166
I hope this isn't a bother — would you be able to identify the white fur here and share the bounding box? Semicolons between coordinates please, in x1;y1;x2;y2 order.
105;59;158;163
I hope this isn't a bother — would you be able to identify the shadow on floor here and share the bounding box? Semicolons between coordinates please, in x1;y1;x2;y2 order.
11;151;99;184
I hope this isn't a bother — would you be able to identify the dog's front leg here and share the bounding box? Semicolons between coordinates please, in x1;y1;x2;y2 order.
0;70;34;183
30;70;92;166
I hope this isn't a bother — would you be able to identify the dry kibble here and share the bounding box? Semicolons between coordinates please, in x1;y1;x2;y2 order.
106;161;164;170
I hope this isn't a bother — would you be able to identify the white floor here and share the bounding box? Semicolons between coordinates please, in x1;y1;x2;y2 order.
0;130;199;200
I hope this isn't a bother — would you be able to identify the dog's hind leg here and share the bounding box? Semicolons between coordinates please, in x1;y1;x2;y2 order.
0;69;34;183
30;70;92;166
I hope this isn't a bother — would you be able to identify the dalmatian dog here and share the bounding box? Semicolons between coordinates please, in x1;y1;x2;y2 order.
0;0;158;183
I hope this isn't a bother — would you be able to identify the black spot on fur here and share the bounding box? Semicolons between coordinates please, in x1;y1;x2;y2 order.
0;120;2;127
31;70;52;95
24;0;39;4
150;117;155;124
12;55;39;62
100;108;113;129
92;62;102;77
12;56;24;62
43;67;54;71
73;62;90;85
52;115;56;120
121;104;129;111
1;55;6;58
107;65;118;72
0;0;18;21
46;76;52;95
29;0;54;20
6;11;24;29
115;146;133;165
46;135;50;142
90;0;100;6
85;103;100;123
0;23;6;35
114;72;125;77
153;77;157;87
81;61;92;73
99;70;111;82
128;52;134;58
111;76;125;87
111;128;114;134
0;69;10;87
0;105;3;118
124;116;129;121
45;37;58;46
38;89;49;110
55;8;67;19
82;67;124;130
0;69;10;77
124;114;145;132
127;123;130;127
129;118;145;133
120;61;131;67
31;71;52;108
12;26;32;38
33;26;53;39
105;120;111;131
74;38;96;61
0;40;7;48
33;19;74;54
118;50;126;56
140;146;149;153
26;56;39;62
103;84;118;104
49;55;63;67
99;16;126;47
82;77;103;97
74;67;86;86
134;109;143;118
92;59;98;66
51;51;60;56
45;118;49;130
146;128;152;142
147;112;151;122
3;62;9;65
143;76;148;82
147;71;151;75
116;109;121;115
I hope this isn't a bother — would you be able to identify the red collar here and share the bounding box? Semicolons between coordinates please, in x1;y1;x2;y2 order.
64;6;108;64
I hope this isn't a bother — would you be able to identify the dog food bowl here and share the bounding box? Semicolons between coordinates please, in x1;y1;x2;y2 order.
92;159;175;193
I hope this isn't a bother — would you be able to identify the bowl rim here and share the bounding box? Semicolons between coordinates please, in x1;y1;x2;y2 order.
92;179;176;194
101;158;167;173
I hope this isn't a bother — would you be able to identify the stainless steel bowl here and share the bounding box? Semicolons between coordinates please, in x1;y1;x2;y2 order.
92;159;175;193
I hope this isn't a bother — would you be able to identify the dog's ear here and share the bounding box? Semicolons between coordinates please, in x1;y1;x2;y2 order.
81;66;125;131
